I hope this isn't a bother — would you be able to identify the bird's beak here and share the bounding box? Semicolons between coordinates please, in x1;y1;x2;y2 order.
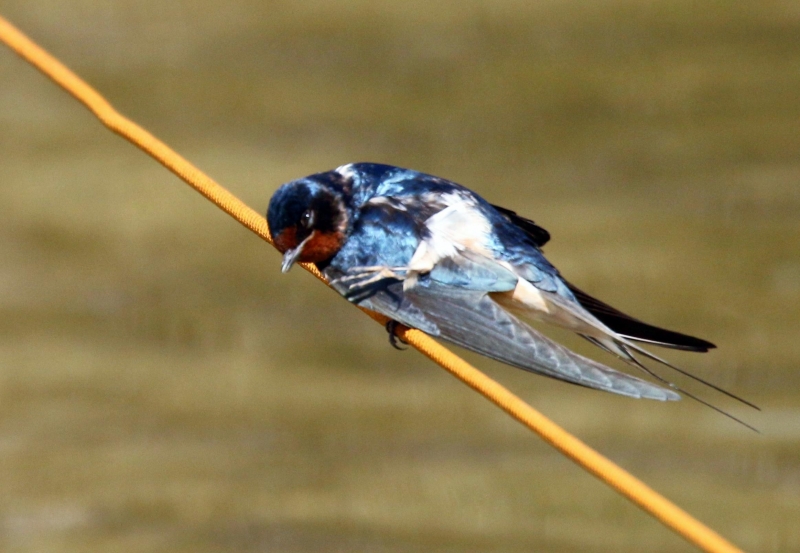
281;232;314;273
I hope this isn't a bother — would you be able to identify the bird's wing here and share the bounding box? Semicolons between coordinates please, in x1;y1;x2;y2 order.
487;200;716;352
325;196;678;400
350;277;679;401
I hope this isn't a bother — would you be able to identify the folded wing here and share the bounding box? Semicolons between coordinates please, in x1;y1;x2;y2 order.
325;196;678;401
338;276;679;401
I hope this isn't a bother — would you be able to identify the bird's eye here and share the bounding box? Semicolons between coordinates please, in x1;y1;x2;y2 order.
300;209;315;229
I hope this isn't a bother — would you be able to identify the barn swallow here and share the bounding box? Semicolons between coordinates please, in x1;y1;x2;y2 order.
267;163;757;427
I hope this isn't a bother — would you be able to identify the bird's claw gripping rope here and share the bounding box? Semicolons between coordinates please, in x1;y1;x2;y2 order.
385;320;409;350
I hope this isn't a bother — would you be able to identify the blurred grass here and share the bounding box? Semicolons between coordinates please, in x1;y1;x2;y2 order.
1;1;800;552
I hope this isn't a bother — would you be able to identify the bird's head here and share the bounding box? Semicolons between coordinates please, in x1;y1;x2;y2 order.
267;176;350;272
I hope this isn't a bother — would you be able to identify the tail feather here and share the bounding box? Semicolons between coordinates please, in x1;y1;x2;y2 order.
623;340;760;411
584;335;759;432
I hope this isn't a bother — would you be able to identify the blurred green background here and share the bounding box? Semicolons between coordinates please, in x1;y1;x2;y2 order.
1;1;799;552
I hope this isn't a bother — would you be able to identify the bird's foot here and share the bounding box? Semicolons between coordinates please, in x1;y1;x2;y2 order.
385;320;408;350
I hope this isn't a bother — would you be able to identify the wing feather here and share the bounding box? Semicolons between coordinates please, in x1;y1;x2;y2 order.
324;198;678;401
353;279;679;401
565;281;716;352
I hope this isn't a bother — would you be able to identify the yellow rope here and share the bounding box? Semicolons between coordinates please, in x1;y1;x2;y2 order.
0;15;744;553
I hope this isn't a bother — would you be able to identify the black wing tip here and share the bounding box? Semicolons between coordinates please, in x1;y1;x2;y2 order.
622;332;717;353
565;281;716;353
660;332;716;352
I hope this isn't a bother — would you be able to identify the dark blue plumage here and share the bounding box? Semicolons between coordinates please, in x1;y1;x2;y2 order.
267;163;756;426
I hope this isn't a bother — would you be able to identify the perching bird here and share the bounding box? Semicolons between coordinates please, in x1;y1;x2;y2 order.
267;163;756;427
